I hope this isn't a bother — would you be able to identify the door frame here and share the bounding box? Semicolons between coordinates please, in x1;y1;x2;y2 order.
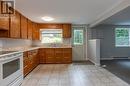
72;24;87;61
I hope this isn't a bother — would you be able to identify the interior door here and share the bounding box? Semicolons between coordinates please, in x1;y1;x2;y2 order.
72;26;86;61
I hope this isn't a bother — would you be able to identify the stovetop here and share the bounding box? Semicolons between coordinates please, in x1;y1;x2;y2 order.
0;51;18;55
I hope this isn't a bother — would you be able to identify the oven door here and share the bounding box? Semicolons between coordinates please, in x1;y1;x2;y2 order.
0;53;23;86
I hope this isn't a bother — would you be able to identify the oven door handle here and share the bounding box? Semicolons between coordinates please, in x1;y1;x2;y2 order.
0;54;23;62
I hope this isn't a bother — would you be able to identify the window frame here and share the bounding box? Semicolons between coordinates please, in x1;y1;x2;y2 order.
73;29;84;45
40;29;63;44
115;28;130;47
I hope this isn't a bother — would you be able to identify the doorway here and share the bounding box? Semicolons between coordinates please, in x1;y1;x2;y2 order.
72;25;86;61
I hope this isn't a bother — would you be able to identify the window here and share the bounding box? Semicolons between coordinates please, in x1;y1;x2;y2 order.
74;30;83;45
41;29;62;43
115;28;130;47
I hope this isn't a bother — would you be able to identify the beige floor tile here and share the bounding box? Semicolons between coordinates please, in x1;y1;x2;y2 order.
21;64;129;86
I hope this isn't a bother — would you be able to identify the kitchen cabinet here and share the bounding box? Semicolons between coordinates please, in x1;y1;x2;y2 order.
45;48;55;63
32;49;39;68
23;49;39;77
20;14;28;39
32;23;40;40
10;10;21;38
63;24;71;38
27;20;33;39
39;48;46;63
0;16;9;30
62;48;72;63
0;30;9;37
23;52;29;76
0;2;9;30
55;48;63;63
39;48;72;64
38;24;72;38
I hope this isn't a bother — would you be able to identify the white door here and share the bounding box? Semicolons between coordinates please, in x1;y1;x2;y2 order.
72;26;86;61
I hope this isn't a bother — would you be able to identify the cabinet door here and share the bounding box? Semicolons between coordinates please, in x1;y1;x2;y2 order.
62;48;72;63
23;52;30;76
32;49;39;68
0;2;9;30
63;24;71;38
0;16;9;30
28;51;34;71
39;48;46;63
27;20;32;40
10;10;21;38
33;23;39;40
45;48;55;63
21;15;28;39
55;48;63;63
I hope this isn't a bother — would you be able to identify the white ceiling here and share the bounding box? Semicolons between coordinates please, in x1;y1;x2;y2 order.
15;0;124;24
100;6;130;25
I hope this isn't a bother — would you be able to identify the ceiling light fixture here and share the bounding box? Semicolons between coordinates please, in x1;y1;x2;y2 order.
41;16;54;21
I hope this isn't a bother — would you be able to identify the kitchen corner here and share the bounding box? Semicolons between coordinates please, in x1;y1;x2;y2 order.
0;39;72;86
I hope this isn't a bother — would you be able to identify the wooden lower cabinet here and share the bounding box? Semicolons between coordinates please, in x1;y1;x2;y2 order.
55;48;63;63
23;49;39;77
23;52;29;76
62;48;72;63
39;48;72;64
45;48;55;63
39;48;46;63
23;48;72;76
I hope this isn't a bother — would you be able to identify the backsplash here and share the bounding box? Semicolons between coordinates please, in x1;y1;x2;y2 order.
0;38;71;51
32;38;72;47
0;38;32;49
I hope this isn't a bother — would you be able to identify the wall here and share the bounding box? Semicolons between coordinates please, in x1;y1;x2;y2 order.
32;38;72;47
91;25;130;59
0;38;32;49
88;39;100;66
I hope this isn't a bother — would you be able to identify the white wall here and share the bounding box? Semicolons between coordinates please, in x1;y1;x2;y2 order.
88;39;100;66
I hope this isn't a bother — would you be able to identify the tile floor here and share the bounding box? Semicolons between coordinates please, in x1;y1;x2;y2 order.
21;64;130;86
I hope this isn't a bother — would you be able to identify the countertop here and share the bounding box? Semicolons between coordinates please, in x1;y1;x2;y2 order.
0;46;72;57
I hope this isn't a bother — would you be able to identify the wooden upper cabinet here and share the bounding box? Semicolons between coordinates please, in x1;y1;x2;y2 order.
32;23;40;40
37;23;72;38
63;24;71;38
21;15;28;39
0;2;9;30
38;24;63;29
10;10;21;38
0;16;9;30
27;20;33;40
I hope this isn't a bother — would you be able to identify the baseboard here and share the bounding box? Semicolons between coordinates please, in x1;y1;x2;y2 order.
101;58;114;60
72;60;89;62
101;57;130;60
88;58;100;66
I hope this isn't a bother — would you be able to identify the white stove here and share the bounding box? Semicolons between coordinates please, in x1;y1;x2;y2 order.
0;51;23;86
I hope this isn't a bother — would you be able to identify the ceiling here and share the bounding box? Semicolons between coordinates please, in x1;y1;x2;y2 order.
16;0;123;24
100;6;130;25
